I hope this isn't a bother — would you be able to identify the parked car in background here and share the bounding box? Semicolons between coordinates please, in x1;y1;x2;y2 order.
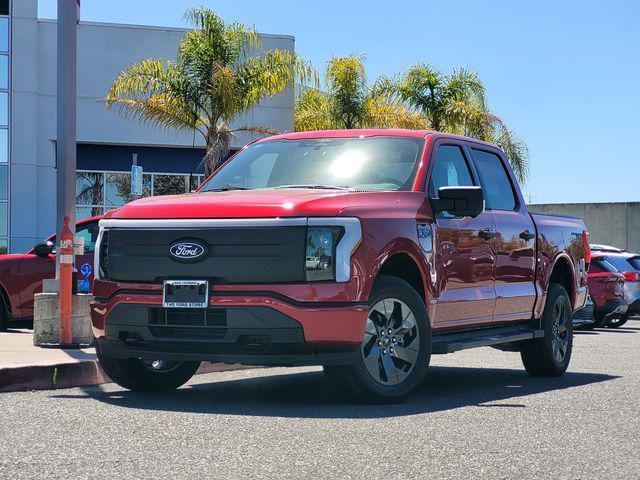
91;129;589;403
586;271;627;327
0;217;100;330
589;252;640;328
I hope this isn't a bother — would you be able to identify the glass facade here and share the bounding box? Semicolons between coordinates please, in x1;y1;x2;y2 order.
76;170;205;220
0;2;8;254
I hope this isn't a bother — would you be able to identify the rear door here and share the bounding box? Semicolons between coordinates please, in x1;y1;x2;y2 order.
428;142;497;329
467;146;536;323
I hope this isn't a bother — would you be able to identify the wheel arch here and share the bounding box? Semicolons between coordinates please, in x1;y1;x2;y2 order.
373;250;427;304
547;254;576;306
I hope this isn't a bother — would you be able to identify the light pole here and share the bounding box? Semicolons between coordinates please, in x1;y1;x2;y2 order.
55;0;78;345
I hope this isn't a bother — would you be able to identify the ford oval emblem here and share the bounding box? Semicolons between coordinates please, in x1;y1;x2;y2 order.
169;240;207;263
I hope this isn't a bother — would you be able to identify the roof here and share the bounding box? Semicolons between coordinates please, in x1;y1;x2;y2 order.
263;129;500;149
266;129;433;141
590;244;626;253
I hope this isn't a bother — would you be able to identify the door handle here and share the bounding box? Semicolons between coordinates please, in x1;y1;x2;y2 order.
478;228;497;240
519;230;535;241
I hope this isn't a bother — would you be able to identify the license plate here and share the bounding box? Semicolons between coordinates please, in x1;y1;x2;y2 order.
162;280;208;308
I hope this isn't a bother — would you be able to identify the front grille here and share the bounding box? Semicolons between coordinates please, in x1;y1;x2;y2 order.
99;230;109;278
148;326;227;340
149;307;227;327
101;226;306;283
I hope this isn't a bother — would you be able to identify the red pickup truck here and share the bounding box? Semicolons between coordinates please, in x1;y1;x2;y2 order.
91;130;589;403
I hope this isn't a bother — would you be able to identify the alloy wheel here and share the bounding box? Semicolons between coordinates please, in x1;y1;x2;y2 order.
361;298;420;385
551;300;570;363
141;359;182;373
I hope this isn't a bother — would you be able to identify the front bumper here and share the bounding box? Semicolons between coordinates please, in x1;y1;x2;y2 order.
91;288;368;366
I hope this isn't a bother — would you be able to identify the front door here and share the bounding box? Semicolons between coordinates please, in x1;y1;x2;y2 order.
17;220;99;317
428;144;497;329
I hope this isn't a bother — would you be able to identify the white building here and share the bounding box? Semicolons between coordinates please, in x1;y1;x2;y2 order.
8;0;295;253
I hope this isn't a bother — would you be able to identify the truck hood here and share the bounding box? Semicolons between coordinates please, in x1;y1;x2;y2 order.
104;189;398;219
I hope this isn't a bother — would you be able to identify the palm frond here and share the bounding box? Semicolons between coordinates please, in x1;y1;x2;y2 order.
362;98;428;129
105;59;204;134
488;114;530;183
444;67;486;110
239;49;317;109
294;88;333;131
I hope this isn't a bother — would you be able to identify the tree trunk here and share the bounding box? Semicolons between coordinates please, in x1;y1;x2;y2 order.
203;125;233;177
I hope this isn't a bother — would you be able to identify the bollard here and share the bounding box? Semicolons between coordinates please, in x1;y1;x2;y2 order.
59;216;74;345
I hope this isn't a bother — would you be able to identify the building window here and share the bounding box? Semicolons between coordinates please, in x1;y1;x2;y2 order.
0;129;6;163
0;164;6;200
0;92;7;125
0;55;7;89
0;201;7;236
0;1;8;16
0;18;7;53
76;170;204;220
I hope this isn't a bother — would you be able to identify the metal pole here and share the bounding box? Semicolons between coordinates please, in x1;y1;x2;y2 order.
56;0;77;277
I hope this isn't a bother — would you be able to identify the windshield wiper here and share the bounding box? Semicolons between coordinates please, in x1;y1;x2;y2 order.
210;184;252;192
275;184;349;190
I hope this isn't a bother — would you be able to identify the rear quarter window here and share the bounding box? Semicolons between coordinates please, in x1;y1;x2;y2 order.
604;255;637;272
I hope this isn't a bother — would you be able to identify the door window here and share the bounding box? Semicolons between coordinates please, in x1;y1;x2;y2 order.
74;222;99;254
470;149;516;211
428;145;474;198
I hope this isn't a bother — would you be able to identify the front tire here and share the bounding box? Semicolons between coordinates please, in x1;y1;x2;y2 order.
324;276;431;404
521;283;573;376
97;343;201;391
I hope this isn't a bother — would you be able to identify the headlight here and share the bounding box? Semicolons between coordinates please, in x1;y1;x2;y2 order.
305;226;343;281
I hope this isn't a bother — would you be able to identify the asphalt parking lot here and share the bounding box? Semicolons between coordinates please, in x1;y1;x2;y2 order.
1;320;639;480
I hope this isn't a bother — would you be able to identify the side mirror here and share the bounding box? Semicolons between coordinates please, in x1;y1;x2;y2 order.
431;186;485;218
34;240;55;257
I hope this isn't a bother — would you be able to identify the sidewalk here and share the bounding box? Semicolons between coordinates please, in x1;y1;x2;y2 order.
0;329;247;392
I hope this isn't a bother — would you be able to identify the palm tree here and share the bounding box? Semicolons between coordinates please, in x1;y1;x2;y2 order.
294;56;426;132
385;63;529;182
105;7;315;176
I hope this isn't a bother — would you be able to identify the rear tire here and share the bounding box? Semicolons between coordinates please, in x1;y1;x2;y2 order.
607;315;629;328
97;343;200;391
0;302;7;332
324;275;431;404
521;283;573;377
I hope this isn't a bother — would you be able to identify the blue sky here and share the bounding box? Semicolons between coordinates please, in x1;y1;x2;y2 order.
38;0;640;204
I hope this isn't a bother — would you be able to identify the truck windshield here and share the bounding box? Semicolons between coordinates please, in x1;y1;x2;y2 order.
199;136;424;192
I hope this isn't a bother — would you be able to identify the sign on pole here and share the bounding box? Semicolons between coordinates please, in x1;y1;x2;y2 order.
131;165;143;196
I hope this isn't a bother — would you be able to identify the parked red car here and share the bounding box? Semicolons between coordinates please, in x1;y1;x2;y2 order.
585;270;627;327
588;251;640;327
91;129;589;403
0;217;100;330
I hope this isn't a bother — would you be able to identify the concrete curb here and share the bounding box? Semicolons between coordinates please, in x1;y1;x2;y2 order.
0;360;251;393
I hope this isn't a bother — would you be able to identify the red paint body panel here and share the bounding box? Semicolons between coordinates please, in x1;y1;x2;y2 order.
91;290;368;345
92;130;588;353
0;217;101;321
586;272;625;308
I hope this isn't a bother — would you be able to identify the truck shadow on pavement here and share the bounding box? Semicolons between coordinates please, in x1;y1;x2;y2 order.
52;365;618;419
